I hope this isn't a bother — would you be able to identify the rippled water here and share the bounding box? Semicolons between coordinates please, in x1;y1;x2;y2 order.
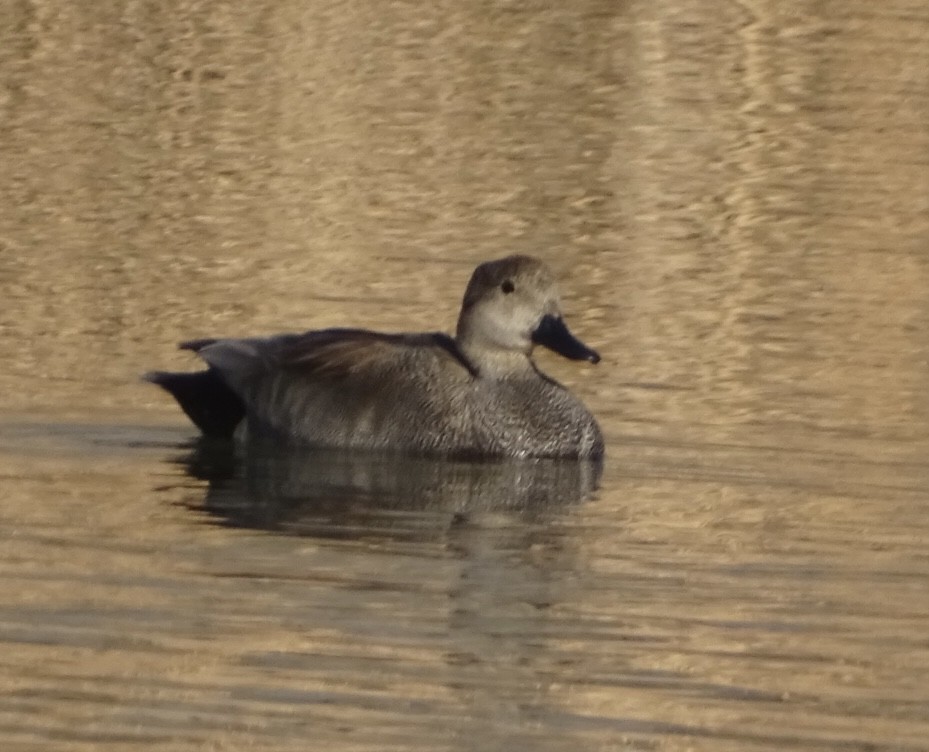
2;1;929;750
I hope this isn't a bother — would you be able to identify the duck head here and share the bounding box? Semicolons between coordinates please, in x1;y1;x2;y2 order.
455;255;600;371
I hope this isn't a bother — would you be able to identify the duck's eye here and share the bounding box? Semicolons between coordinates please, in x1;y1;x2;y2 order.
501;279;515;294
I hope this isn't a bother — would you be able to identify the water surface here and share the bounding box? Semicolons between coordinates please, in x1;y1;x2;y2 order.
1;1;928;750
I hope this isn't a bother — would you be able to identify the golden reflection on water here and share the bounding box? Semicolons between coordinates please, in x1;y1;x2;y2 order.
1;1;928;750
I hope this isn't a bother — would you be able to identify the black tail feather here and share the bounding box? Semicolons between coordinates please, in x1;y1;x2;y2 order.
145;369;245;438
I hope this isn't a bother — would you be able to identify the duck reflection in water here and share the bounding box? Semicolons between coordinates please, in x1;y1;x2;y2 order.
174;438;602;539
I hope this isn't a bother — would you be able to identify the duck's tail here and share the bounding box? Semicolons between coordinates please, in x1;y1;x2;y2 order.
144;369;245;438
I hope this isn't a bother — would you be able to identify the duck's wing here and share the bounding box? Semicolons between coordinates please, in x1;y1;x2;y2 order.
192;328;473;398
277;329;423;378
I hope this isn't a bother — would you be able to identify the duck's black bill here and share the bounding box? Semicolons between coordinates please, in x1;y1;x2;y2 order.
532;314;600;364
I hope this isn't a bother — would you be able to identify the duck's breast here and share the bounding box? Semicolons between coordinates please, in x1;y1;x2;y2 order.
465;375;603;458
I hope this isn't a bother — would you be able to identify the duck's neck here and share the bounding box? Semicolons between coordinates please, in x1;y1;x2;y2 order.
455;334;534;380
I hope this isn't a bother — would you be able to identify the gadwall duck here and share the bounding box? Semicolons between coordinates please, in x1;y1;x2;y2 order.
146;255;603;458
